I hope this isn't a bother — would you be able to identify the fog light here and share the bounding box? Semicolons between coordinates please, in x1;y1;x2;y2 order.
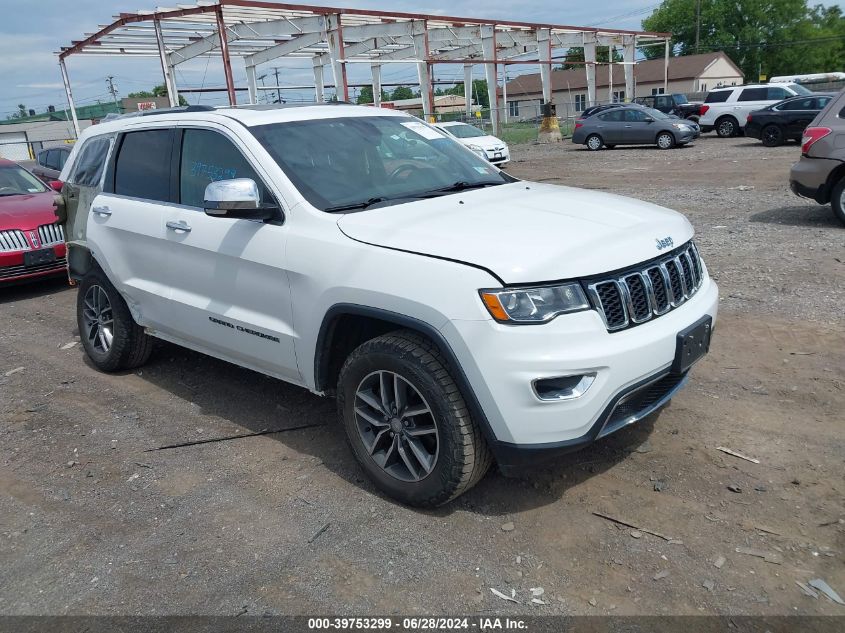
533;373;596;401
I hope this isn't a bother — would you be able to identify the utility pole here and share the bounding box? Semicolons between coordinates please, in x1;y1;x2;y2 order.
258;68;284;104
695;0;701;55
105;75;120;112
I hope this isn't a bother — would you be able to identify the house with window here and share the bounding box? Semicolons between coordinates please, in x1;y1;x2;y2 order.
500;51;743;118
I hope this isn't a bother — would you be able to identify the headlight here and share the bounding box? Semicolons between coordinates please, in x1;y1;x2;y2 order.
466;144;488;159
480;283;590;323
672;123;690;131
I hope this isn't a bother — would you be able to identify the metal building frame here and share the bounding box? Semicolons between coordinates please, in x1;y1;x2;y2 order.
57;0;671;136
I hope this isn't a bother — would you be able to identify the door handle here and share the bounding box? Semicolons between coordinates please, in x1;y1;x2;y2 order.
166;220;192;233
92;205;112;217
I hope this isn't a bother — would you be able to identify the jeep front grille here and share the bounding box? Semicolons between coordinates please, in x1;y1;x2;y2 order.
37;223;64;247
585;242;705;332
0;229;31;252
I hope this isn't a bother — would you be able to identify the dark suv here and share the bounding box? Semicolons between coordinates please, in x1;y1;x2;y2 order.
32;146;71;182
634;94;702;121
789;88;845;224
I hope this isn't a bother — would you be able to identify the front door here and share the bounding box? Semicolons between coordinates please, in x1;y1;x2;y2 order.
160;125;300;382
623;109;655;143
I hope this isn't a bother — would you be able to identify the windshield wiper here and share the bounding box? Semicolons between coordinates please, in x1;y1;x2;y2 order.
419;181;502;196
324;197;392;213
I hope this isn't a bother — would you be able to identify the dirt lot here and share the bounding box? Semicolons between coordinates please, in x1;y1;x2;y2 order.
1;134;843;617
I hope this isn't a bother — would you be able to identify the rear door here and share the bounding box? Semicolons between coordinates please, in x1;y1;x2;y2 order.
735;87;769;125
160;124;300;381
86;128;174;329
595;109;624;143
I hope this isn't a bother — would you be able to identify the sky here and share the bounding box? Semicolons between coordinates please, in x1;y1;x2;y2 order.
0;0;840;117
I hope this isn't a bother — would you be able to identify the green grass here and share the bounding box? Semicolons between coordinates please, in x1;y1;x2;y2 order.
498;120;575;145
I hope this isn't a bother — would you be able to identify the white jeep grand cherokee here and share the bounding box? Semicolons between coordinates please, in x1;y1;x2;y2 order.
57;104;718;507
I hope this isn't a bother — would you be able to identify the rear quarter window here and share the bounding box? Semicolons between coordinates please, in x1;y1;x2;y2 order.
704;90;731;103
738;88;768;101
70;137;112;187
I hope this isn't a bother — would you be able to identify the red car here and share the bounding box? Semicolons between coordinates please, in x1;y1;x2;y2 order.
0;159;67;284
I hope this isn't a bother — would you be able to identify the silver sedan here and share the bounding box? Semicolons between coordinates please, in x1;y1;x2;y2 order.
572;106;699;150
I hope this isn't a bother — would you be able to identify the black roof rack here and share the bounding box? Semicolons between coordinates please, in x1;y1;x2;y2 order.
138;105;216;116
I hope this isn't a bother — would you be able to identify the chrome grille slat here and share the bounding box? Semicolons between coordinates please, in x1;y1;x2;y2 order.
586;242;706;333
0;230;30;253
37;223;64;247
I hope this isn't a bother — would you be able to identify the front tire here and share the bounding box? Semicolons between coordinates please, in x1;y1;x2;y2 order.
585;134;603;151
656;132;675;150
77;267;153;372
761;124;784;147
716;116;738;138
337;331;491;507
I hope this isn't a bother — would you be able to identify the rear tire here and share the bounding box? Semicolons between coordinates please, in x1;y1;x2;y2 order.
337;330;491;507
77;267;153;372
656;132;675;150
831;177;845;226
585;134;603;151
716;116;738;138
761;124;784;147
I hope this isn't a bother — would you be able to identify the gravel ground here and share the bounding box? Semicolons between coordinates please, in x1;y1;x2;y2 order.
1;134;843;617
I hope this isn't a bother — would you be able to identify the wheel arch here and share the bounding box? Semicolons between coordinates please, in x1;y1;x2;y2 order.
314;303;499;446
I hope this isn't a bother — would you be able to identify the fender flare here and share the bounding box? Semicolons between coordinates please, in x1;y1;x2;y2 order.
314;303;500;447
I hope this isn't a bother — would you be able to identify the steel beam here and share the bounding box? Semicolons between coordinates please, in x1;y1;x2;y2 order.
215;6;237;105
313;57;325;103
371;61;382;106
664;38;670;93
583;32;597;107
325;14;348;101
623;34;636;101
154;19;178;107
59;58;80;138
246;64;258;104
537;28;552;105
411;21;433;121
244;30;324;67
480;24;499;135
464;64;473;117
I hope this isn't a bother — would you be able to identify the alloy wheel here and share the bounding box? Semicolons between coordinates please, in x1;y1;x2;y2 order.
718;119;735;137
82;285;114;354
354;370;439;482
657;133;673;149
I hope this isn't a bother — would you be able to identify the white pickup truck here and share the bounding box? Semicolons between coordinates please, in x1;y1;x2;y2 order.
56;104;718;506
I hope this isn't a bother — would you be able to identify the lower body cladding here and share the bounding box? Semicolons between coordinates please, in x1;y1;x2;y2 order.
442;278;718;474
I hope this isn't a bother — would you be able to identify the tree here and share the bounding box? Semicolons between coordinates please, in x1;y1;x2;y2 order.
6;104;28;120
356;85;390;104
389;85;417;101
641;0;845;80
557;47;622;70
128;84;188;106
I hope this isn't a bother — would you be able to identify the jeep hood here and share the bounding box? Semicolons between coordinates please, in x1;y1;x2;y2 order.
336;182;694;284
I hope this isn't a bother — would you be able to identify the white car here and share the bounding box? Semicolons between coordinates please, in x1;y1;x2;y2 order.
699;83;814;137
435;121;510;165
57;104;717;507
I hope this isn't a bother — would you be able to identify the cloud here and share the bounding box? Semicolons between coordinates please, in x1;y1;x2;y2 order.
16;83;64;89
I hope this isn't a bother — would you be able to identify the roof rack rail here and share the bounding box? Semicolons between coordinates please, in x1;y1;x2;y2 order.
138;105;216;116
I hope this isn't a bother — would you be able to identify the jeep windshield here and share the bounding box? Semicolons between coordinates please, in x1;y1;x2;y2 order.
252;115;512;212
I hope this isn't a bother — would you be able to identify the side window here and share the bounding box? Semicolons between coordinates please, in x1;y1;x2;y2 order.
58;149;69;169
70;137;112;187
704;90;730;103
114;130;171;201
767;87;788;100
179;128;269;208
816;97;831;109
738;88;768;101
624;109;647;122
46;150;61;170
779;98;814;111
598;110;623;122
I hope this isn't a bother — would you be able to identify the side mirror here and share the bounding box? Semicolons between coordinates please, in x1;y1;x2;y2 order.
203;178;278;221
48;180;63;192
644;116;655;123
